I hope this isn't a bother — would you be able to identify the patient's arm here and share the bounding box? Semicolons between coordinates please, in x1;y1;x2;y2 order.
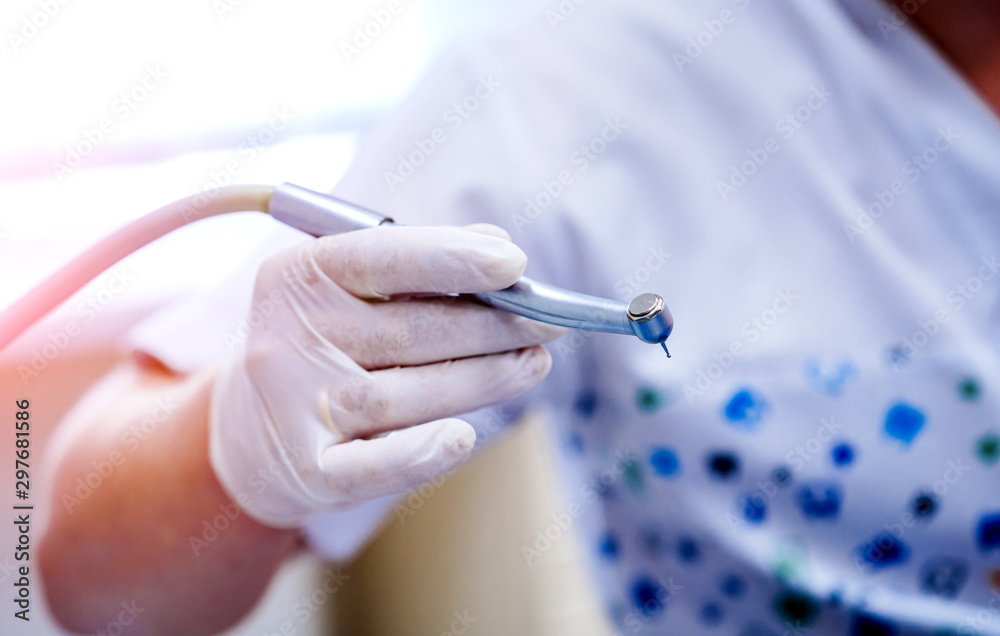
39;357;300;636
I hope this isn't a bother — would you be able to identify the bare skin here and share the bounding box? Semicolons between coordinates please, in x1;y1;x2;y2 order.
39;358;300;636
37;3;1000;635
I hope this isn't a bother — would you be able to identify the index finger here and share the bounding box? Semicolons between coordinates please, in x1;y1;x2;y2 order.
309;225;527;299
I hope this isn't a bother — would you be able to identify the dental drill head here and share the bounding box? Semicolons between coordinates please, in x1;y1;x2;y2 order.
627;293;673;356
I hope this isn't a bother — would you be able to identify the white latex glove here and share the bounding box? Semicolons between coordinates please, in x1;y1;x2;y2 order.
210;224;563;527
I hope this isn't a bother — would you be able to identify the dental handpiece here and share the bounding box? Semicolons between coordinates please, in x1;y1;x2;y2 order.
269;183;674;355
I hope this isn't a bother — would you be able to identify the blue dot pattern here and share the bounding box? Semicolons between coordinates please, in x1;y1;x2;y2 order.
631;576;668;617
740;492;767;524
723;389;769;427
884;403;926;444
832;442;855;467
771;465;792;487
708;452;740;479
650;447;681;478
560;352;1000;636
796;482;842;520
919;557;968;598
976;512;1000;551
911;491;938;519
857;533;910;569
600;532;620;560
700;601;725;626
574;390;599;418
677;537;702;563
560;343;999;633
805;360;857;396
721;574;746;598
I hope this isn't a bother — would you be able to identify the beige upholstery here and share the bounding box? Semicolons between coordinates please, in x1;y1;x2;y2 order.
334;416;613;636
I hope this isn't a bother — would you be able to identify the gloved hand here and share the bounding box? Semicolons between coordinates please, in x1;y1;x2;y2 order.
210;224;562;527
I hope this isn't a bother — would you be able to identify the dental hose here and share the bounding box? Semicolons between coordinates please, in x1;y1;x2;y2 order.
0;185;275;353
0;183;672;355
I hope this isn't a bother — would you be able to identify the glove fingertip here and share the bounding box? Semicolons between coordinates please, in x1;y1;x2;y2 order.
434;418;477;461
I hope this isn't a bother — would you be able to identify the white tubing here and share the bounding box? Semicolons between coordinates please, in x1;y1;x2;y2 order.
0;185;275;352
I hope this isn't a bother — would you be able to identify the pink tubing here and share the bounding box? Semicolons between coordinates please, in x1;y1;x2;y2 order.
0;185;274;352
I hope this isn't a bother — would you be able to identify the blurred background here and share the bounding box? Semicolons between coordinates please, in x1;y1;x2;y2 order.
0;0;612;634
0;0;530;307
